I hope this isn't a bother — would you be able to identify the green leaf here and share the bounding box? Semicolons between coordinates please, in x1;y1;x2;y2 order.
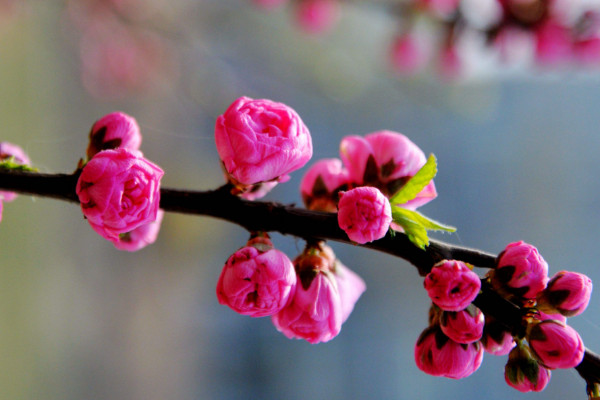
390;154;437;205
391;207;456;250
392;207;456;233
0;157;37;172
394;215;429;250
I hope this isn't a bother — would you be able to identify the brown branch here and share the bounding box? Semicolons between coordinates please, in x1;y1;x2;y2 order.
0;168;597;392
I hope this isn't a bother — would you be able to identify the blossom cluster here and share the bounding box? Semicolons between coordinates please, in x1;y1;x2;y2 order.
2;94;593;392
217;237;366;343
76;111;165;251
414;241;591;393
214;96;366;342
301;130;437;244
214;95;450;342
251;0;600;80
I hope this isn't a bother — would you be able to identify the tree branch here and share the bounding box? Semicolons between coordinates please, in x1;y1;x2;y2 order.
0;168;597;392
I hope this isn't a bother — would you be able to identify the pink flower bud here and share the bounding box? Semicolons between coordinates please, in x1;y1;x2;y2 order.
339;131;436;209
505;341;551;392
76;148;164;241
440;305;484;344
337;186;392;244
537;271;592;317
217;234;297;317
0;142;30;203
414;325;484;379
110;210;164;251
424;260;481;312
86;111;142;159
491;241;549;301
300;158;349;212
527;320;585;369
272;245;342;343
481;317;516;356
214;96;313;195
295;0;339;35
332;259;366;323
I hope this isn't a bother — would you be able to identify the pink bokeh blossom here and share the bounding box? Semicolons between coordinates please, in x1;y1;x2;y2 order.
295;0;339;35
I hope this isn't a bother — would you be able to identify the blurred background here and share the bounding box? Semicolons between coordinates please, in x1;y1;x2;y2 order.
1;0;600;399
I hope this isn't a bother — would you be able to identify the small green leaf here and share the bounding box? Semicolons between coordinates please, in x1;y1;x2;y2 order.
0;157;37;172
390;154;437;205
392;211;430;250
392;207;456;233
391;207;456;249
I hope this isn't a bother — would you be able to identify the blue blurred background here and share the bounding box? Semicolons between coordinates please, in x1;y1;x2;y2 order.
0;1;599;399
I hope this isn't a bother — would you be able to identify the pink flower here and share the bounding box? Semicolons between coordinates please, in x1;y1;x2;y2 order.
440;305;484;344
337;186;392;244
217;234;296;317
87;111;142;159
272;244;342;343
527;320;585;369
339;131;436;209
76;148;164;240
491;240;549;301
300;158;350;212
505;342;551;392
414;325;484;379
0;142;30;203
537;271;592;317
481;317;516;356
110;210;164;251
332;259;366;323
215;96;313;196
424;260;481;312
295;0;339;35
